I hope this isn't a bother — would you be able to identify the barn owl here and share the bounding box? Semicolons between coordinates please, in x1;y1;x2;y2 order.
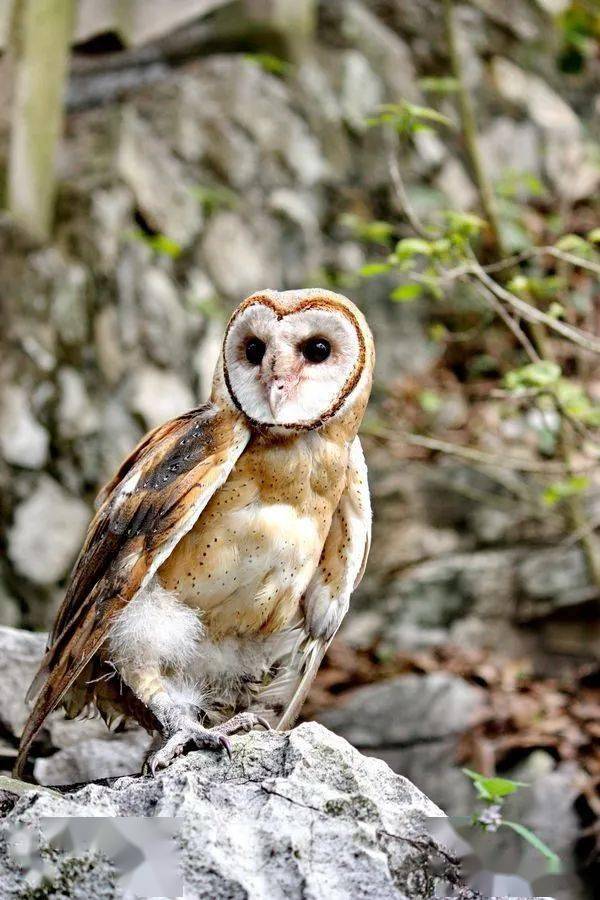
15;288;374;777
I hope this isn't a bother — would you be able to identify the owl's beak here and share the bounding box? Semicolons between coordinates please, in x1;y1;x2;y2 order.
268;381;288;419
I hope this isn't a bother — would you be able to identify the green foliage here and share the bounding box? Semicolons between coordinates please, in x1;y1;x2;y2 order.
359;262;393;276
244;53;291;75
554;379;600;426
192;185;238;215
418;76;459;94
543;475;590;507
557;1;600;74
126;229;182;258
366;101;454;136
390;283;423;302
418;390;442;414
340;214;395;245
463;769;561;873
463;769;526;802
504;361;561;390
554;233;595;257
495;170;545;201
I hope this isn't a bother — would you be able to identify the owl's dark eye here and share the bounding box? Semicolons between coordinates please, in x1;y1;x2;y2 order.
301;337;331;364
245;337;266;365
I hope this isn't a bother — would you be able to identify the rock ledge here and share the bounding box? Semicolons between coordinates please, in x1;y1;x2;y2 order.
0;722;461;899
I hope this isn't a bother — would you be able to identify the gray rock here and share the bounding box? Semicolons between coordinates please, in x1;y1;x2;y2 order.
90;186;134;271
202;210;282;299
128;365;195;430
30;250;89;347
491;58;600;201
56;367;99;439
0;626;46;737
117;108;203;247
93;305;127;386
317;673;485;748
479;117;541;183
517;545;592;619
0;385;49;469
317;674;487;821
35;731;150;786
339;50;383;132
0;723;458;900
342;1;419;102
139;267;189;366
7;477;90;585
436;158;478;211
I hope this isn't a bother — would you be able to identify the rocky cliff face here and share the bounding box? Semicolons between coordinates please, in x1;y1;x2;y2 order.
1;0;598;661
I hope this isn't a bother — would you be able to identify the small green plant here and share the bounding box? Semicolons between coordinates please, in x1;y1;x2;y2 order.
244;53;291;76
463;769;561;874
192;185;238;216
126;229;182;258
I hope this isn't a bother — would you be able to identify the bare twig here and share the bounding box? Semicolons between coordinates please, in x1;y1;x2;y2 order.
387;141;439;240
398;432;591;474
457;262;600;355
447;246;600;278
472;282;540;363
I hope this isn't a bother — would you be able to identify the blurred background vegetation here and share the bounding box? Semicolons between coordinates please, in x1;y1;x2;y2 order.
0;0;599;895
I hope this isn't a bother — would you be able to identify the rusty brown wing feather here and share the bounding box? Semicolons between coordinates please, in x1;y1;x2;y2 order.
14;403;250;778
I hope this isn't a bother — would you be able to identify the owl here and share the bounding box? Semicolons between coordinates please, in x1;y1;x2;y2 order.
15;288;374;777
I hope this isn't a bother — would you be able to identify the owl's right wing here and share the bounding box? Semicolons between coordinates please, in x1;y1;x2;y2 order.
276;436;371;729
14;403;250;777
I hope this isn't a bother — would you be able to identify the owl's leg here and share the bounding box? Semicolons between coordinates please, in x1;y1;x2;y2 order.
107;579;231;773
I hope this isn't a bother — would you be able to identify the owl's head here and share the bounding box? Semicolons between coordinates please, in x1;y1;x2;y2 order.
215;289;374;432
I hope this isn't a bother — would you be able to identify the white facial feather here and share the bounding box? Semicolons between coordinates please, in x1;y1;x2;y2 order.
224;304;361;426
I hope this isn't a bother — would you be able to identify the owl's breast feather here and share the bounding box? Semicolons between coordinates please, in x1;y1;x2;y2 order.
157;435;347;637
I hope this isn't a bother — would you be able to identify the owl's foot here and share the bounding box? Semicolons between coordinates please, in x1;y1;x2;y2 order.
209;711;272;738
144;715;231;775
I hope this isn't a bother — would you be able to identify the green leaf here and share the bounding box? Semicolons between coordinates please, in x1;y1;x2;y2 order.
395;238;432;259
504;361;561;390
587;228;600;243
404;102;455;128
244;53;290;75
418;76;459;93
543;476;590;507
390;283;423;302
419;390;442;414
359;262;392;277
555;233;592;255
463;768;527;802
429;322;448;343
502;821;562;874
192;184;238;214
548;302;566;319
126;229;182;258
340;214;395;245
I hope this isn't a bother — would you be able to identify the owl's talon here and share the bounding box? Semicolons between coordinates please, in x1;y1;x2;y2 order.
219;735;233;760
256;715;272;731
143;717;230;773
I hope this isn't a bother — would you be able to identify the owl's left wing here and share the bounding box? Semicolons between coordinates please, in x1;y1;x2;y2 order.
277;436;371;729
14;403;250;778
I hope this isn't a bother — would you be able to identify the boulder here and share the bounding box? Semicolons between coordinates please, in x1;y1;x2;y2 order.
0;724;462;900
0;385;49;470
317;673;487;816
7;477;90;586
